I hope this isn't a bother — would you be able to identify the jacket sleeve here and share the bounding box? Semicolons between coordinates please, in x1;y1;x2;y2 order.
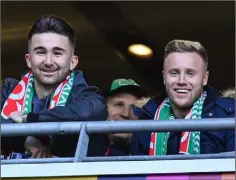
1;78;26;155
1;78;20;123
26;85;108;122
1;78;19;110
225;111;235;152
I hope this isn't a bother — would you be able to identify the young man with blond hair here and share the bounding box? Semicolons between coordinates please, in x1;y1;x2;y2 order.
130;39;235;155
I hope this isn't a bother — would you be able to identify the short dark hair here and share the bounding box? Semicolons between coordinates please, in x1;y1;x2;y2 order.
28;15;76;49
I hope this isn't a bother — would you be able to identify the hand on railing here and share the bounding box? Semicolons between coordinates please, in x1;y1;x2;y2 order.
24;136;52;158
9;111;25;123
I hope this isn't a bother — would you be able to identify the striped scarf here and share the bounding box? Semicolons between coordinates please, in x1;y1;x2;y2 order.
149;91;207;155
1;71;75;119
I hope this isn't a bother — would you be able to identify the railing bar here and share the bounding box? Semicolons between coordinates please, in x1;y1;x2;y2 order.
1;157;74;164
1;121;82;137
1;118;235;137
86;118;235;134
83;153;235;162
2;153;234;164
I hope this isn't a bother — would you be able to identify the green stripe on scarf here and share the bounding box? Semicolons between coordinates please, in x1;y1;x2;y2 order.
152;91;207;155
1;71;75;119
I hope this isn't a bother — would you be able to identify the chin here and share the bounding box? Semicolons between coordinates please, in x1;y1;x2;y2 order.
40;79;60;85
112;133;131;139
37;75;63;85
174;101;193;109
34;71;68;85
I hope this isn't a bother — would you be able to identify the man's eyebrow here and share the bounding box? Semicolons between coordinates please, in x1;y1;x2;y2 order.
53;47;66;51
168;68;179;72
33;46;66;51
113;100;124;104
186;68;198;72
33;46;45;51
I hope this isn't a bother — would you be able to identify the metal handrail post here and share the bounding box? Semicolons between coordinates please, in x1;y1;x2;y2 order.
73;122;89;162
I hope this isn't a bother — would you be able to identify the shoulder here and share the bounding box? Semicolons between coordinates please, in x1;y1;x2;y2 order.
215;96;235;114
69;71;105;104
71;70;101;94
132;91;166;119
73;70;88;86
1;77;19;92
132;97;161;119
217;87;235;113
1;77;20;108
204;86;235;116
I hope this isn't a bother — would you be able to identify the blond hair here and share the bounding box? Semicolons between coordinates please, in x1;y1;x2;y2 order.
164;39;208;70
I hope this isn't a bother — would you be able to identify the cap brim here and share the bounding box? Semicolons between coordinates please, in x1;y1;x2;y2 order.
105;85;148;98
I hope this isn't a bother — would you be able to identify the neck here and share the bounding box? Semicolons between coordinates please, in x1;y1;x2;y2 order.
108;134;130;145
171;104;189;119
34;80;58;99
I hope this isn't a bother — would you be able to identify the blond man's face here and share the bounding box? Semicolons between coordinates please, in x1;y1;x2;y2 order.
163;52;209;110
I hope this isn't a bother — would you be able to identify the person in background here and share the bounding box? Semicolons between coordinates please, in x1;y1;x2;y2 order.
105;78;148;156
130;39;235;155
1;15;108;159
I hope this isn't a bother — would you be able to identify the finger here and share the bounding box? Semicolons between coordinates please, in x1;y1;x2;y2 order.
43;148;52;158
42;151;47;158
9;111;23;120
31;148;39;159
47;152;52;158
36;151;42;158
25;145;36;154
37;149;45;158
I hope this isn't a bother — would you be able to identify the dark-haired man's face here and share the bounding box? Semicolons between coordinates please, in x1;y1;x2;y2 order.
25;33;78;87
163;52;209;111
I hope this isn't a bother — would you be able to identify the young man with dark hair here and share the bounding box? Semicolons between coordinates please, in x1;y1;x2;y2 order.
1;15;108;158
130;39;235;155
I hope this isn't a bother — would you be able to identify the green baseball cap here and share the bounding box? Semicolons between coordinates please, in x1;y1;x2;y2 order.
106;78;148;98
110;79;140;91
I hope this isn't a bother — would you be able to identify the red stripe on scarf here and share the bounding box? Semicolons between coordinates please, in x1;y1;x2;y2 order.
1;72;30;118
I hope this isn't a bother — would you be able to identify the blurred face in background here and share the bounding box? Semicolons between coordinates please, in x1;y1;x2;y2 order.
107;92;139;142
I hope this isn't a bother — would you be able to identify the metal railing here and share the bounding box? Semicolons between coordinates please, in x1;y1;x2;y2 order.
1;118;235;164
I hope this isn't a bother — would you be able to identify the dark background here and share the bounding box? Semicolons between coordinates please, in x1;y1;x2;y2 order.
1;1;235;95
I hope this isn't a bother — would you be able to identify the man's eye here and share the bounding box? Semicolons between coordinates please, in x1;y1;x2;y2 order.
114;103;123;107
170;71;178;76
54;52;62;56
36;51;45;55
187;71;195;76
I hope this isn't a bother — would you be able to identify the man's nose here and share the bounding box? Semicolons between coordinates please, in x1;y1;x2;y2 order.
121;107;132;119
44;54;53;66
177;73;187;85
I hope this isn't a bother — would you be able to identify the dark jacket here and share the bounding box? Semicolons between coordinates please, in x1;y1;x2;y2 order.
1;70;108;157
129;86;235;155
105;137;132;156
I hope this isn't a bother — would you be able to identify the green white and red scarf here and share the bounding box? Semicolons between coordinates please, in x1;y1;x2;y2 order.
1;71;75;119
149;91;207;155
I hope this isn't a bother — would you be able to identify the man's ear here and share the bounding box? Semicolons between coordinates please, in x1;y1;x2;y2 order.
25;54;31;68
70;55;78;70
203;71;209;86
162;70;165;85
